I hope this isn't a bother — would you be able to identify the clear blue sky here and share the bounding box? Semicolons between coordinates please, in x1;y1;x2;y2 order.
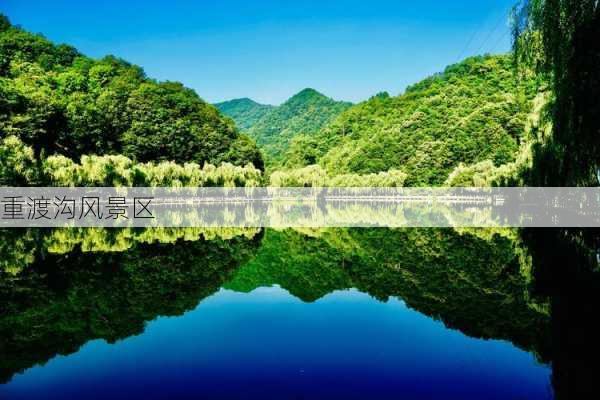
1;0;516;105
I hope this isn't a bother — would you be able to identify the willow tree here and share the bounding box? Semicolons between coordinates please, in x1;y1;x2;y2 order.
513;0;600;185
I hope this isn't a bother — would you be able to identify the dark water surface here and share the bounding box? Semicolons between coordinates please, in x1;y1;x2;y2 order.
1;286;552;400
0;227;597;399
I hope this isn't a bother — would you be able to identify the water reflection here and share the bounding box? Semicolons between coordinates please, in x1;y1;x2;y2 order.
1;287;551;400
523;228;600;399
226;228;550;359
0;226;596;398
0;228;263;383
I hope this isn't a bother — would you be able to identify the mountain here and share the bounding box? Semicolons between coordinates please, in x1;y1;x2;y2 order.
0;14;262;169
282;55;539;186
219;88;352;165
215;98;274;131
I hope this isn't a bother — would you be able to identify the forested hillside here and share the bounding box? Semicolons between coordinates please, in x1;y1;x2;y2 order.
215;98;274;131
221;88;351;165
282;55;539;186
0;15;263;174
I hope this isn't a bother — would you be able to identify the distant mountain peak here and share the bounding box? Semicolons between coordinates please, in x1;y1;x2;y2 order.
214;97;275;132
216;88;351;164
287;88;328;102
235;97;256;103
216;97;270;107
296;87;322;96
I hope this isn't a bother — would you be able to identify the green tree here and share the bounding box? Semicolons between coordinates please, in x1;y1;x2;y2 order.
512;0;600;186
0;135;38;185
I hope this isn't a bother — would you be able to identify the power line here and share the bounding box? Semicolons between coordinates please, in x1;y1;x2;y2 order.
472;5;514;56
490;29;512;54
455;9;495;62
456;22;484;62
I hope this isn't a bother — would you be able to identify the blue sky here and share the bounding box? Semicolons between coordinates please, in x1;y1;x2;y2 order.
1;0;516;105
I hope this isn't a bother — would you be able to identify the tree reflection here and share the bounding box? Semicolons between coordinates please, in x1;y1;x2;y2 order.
524;228;600;399
0;228;262;383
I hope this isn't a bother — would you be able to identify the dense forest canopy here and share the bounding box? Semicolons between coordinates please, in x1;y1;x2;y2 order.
0;14;263;172
218;88;352;166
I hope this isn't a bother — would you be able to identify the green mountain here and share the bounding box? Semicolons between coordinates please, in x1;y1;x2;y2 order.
220;88;352;165
214;98;274;131
283;55;539;186
0;14;262;170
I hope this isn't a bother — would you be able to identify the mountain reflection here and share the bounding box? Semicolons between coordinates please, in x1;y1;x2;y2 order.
225;228;551;360
1;226;598;398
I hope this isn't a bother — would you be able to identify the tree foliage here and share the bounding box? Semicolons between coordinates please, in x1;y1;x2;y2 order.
269;164;407;187
42;154;262;187
1;135;261;187
0;135;38;185
512;0;600;185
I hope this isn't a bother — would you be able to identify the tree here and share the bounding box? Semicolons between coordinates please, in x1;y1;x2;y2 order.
513;0;600;185
0;135;38;185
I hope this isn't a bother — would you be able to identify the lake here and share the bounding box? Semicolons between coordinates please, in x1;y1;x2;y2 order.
1;227;597;399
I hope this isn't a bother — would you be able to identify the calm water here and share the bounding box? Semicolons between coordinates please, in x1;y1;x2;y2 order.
0;227;597;399
1;287;550;400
